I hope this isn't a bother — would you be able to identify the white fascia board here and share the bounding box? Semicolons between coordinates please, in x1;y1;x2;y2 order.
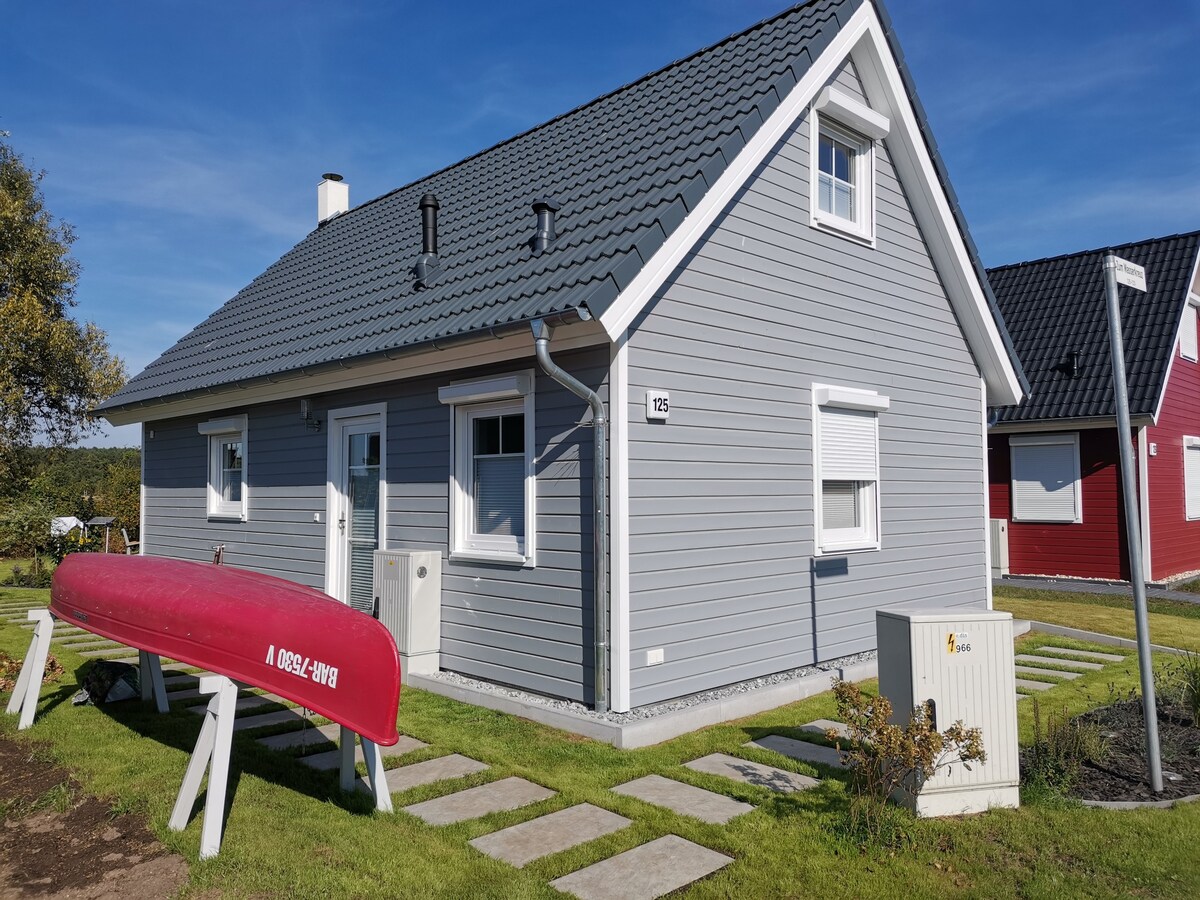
102;321;607;426
597;3;874;341
849;17;1023;407
1150;246;1200;425
597;3;1023;407
990;417;1154;434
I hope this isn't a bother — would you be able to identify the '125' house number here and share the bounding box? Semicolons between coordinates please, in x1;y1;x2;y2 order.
646;390;670;420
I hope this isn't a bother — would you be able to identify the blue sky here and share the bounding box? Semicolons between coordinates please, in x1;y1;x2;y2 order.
4;0;1198;447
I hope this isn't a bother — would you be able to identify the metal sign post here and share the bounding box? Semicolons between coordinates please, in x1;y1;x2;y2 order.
1102;253;1163;793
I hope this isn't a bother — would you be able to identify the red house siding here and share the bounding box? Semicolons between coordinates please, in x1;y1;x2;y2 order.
1147;346;1200;581
988;430;1129;580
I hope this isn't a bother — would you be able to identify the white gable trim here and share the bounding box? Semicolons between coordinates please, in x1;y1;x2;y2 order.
1150;244;1200;426
814;86;890;140
596;2;1023;406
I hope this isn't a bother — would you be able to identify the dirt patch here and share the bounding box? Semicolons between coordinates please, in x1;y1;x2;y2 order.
0;734;188;899
1070;699;1200;803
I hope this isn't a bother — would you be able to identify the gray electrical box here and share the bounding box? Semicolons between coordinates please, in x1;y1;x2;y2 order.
877;606;1020;817
373;550;442;675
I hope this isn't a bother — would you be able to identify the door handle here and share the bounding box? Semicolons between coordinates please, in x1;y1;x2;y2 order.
338;514;346;534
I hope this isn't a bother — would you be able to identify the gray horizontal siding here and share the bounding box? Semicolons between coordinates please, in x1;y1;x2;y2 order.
626;60;986;706
142;346;607;704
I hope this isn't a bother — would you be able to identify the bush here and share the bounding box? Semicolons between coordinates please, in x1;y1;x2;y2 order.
3;563;53;588
830;680;986;848
1157;651;1200;723
1025;699;1109;791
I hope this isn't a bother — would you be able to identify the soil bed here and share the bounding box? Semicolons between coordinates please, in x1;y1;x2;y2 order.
0;733;187;899
1070;699;1200;803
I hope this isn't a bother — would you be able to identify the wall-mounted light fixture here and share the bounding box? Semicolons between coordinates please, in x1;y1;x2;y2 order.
300;399;322;432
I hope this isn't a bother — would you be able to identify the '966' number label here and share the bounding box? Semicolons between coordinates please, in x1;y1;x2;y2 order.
946;632;971;655
265;644;339;688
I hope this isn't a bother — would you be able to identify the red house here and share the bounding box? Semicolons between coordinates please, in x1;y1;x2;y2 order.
987;231;1200;583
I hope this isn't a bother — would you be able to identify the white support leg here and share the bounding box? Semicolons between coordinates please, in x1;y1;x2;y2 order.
6;610;55;730
338;724;357;793
337;726;391;813
168;675;239;860
360;737;393;813
138;650;169;713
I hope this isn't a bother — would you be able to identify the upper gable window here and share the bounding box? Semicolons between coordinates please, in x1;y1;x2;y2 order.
1181;301;1198;362
198;415;248;521
810;87;889;245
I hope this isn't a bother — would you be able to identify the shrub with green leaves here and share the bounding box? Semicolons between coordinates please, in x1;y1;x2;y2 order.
830;680;987;847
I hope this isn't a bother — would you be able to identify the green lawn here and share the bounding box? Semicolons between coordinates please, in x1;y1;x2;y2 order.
3;584;1199;899
994;585;1200;653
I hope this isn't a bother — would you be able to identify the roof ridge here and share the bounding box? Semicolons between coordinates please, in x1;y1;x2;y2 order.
986;228;1200;274
327;0;832;224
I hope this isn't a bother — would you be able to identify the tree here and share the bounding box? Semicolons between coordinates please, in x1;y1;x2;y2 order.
0;136;125;488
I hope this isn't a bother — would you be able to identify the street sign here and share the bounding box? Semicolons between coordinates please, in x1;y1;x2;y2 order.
1110;255;1147;292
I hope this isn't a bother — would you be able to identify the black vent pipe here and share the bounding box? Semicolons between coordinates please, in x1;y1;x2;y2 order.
531;198;560;255
414;193;441;289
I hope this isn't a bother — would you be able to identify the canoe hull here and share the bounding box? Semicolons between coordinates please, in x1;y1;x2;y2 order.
51;554;401;745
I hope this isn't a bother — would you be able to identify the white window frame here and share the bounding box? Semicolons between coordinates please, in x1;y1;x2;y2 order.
439;371;536;566
1010;433;1082;524
1185;436;1200;521
198;415;248;521
809;87;889;245
1180;299;1199;362
812;384;889;555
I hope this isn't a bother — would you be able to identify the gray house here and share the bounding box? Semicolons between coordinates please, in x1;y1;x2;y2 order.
98;0;1025;714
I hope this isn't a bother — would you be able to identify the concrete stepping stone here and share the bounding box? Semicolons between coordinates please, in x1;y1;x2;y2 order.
1015;678;1054;692
1015;665;1081;680
403;776;554;826
162;673;199;688
1035;646;1124;663
684;753;819;793
300;735;430;772
80;646;132;657
611;775;753;825
744;735;845;770
469;803;631;868
56;639;119;651
800;719;851;740
257;723;342;751
230;709;305;732
549;834;732;900
1015;654;1102;671
382;753;487;790
187;694;283;715
1016;693;1030;702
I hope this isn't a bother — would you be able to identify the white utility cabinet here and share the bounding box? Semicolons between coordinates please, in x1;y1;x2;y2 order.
373;550;442;675
876;607;1020;816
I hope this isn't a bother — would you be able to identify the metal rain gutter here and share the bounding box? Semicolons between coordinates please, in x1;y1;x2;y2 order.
531;317;609;713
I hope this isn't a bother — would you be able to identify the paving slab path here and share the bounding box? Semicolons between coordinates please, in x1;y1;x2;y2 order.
1035;646;1125;663
684;753;820;793
1014;678;1054;692
744;735;844;770
382;753;489;792
469;803;631;868
300;736;429;772
403;776;554;826
256;724;341;752
611;775;753;824
1015;654;1103;671
1015;665;1081;680
548;834;732;900
801;719;850;740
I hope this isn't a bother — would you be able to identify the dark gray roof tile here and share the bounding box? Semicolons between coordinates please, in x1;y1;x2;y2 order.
988;231;1200;424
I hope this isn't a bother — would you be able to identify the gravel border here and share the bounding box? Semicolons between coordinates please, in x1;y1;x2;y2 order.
424;650;877;725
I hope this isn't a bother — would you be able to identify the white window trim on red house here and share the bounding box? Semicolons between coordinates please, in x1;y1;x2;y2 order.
1010;432;1081;524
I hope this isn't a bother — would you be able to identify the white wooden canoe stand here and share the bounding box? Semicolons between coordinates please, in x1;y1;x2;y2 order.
168;675;391;859
9;612;391;860
5;610;170;729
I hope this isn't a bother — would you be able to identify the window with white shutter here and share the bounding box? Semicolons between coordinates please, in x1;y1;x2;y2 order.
1010;433;1081;523
439;372;536;565
1181;304;1198;362
1184;437;1200;520
813;385;889;554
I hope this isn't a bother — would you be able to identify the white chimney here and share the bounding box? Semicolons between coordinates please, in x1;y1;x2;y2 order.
317;173;349;223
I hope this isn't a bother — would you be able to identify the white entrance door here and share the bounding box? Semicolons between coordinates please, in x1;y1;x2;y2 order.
326;405;386;611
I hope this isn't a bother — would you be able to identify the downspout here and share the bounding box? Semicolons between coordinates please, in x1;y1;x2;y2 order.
531;318;608;713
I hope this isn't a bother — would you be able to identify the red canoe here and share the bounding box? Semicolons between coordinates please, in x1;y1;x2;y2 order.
51;554;401;745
